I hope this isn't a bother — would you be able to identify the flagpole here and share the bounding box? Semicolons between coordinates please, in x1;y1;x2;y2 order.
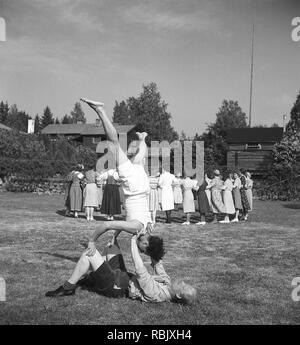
249;23;254;127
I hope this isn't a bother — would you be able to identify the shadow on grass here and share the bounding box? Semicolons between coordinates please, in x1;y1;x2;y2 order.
283;203;300;210
36;251;80;263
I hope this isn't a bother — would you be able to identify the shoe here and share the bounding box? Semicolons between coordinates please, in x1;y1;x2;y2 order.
182;221;190;225
45;286;75;297
231;218;239;223
196;221;206;225
219;220;230;224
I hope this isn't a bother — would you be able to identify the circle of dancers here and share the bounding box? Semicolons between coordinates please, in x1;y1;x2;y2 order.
65;164;253;226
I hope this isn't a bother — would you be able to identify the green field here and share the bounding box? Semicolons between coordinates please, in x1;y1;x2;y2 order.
0;192;299;325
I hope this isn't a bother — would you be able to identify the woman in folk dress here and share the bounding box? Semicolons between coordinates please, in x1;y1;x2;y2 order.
172;173;183;211
220;171;235;223
95;170;104;210
158;169;176;223
210;170;226;222
69;165;85;218
196;174;211;225
148;172;160;224
204;172;213;212
100;169;121;220
232;171;243;222
83;168;99;221
245;172;253;212
239;168;251;220
181;174;199;225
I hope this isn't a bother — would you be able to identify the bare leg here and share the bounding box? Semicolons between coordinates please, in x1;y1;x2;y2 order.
90;219;144;243
90;207;94;220
80;99;128;166
153;210;157;223
68;250;104;285
232;210;239;222
187;212;191;223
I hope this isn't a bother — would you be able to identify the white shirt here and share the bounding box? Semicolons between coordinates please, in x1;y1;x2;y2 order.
117;160;150;197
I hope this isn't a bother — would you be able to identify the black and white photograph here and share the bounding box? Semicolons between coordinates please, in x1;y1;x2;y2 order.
0;0;299;331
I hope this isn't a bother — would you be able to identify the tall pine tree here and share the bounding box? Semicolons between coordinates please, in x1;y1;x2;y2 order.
113;83;178;142
34;114;42;133
41;106;54;129
0;101;9;124
70;102;86;123
286;91;300;133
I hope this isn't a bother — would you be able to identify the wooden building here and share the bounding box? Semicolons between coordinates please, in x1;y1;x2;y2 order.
226;127;283;173
41;122;137;150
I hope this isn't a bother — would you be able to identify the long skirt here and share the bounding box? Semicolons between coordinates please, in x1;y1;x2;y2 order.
173;186;183;204
245;189;253;211
183;190;195;213
69;185;82;212
64;182;72;209
205;189;213;211
223;190;235;215
232;188;243;210
97;185;103;206
197;190;211;216
83;183;99;208
161;186;174;211
101;184;121;215
149;189;159;212
240;188;251;212
211;189;226;213
119;185;125;205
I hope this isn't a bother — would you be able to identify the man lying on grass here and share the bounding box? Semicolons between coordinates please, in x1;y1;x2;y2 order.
45;233;197;305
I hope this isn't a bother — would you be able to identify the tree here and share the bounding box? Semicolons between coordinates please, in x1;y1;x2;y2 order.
5;104;31;132
179;131;189;141
55;117;60;124
207;100;247;139
113;83;178;142
200;100;247;166
62;114;73;124
0;101;9;124
70;102;86;124
41;106;54;129
286;91;300;133
113;100;130;124
267;92;300;200
34;114;42;133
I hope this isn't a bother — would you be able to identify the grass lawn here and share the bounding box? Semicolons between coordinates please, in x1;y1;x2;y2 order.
0;192;299;325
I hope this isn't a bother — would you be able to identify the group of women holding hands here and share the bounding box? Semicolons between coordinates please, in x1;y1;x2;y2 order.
65;165;124;221
65;163;253;226
148;168;254;225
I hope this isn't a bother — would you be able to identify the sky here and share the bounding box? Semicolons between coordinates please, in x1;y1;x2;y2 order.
0;0;300;136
